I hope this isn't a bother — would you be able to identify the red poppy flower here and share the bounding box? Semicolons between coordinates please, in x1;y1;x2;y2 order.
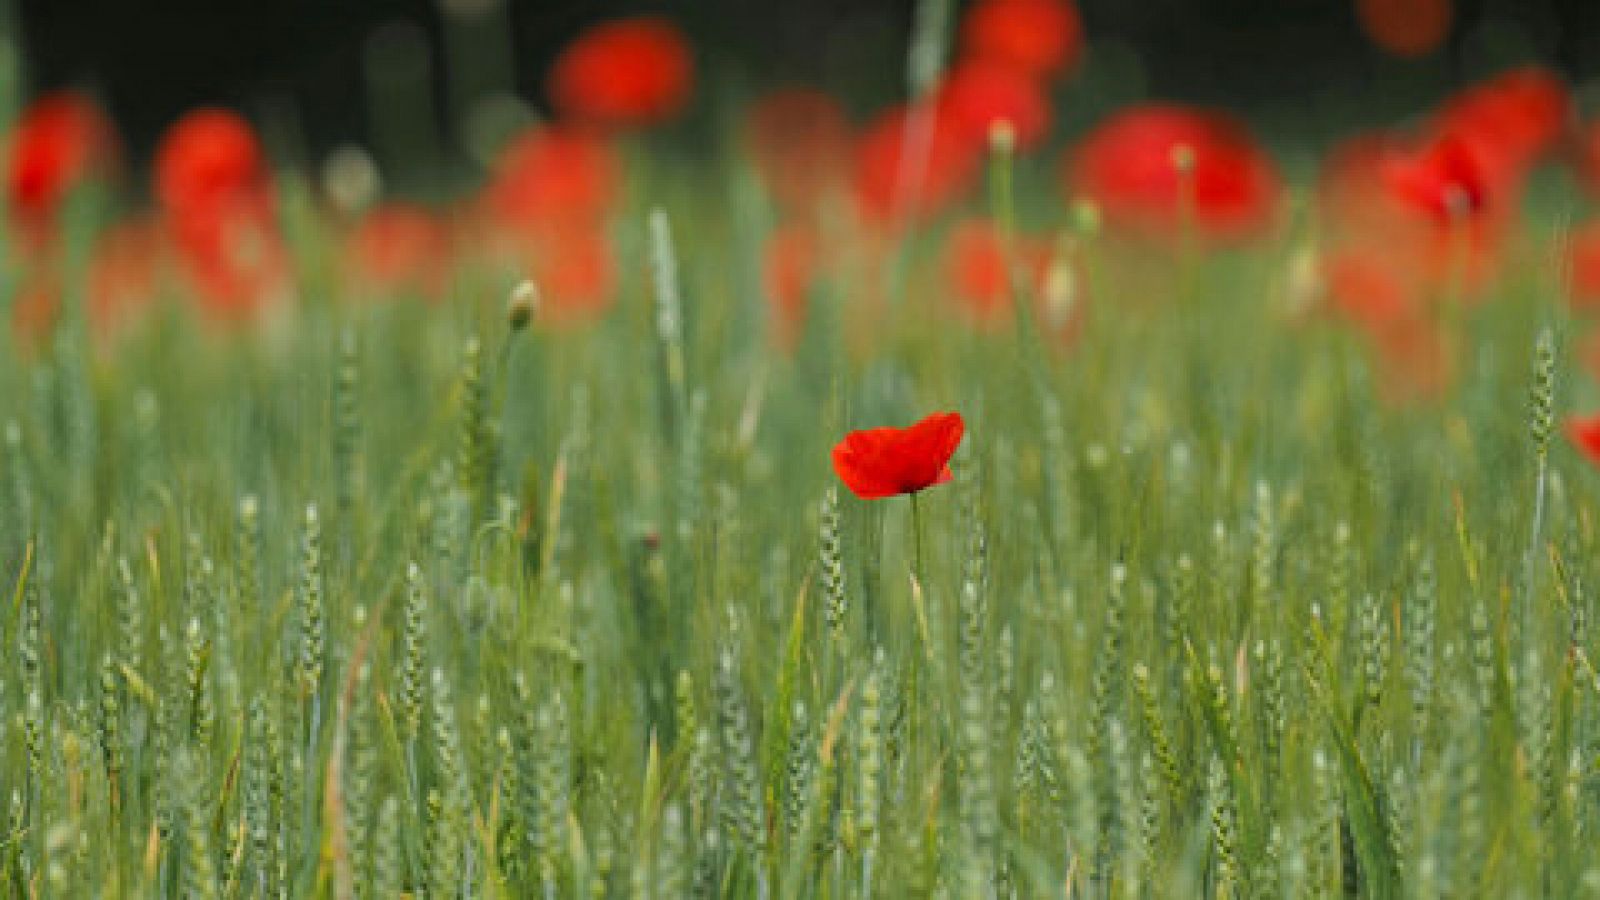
1318;130;1507;299
87;218;162;343
853;104;982;228
1322;246;1423;331
154;109;286;322
1063;104;1281;241
1378;132;1496;224
959;0;1084;80
171;209;291;323
941;218;1085;342
832;411;966;500
1355;0;1452;58
153;109;291;321
528;225;615;322
155;108;270;220
547;16;694;128
743;87;852;212
1576;120;1600;197
937;60;1052;151
6;91;115;244
762;222;821;349
8;271;60;351
1432;66;1570;177
942;218;1039;316
1567;414;1600;466
1566;221;1600;313
483;126;618;237
1578;329;1600;385
343;203;453;301
1371;314;1453;405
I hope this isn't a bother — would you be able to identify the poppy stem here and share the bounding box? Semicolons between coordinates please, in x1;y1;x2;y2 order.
910;491;925;586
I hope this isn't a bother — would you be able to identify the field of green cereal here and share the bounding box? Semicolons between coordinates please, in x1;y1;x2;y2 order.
6;3;1600;898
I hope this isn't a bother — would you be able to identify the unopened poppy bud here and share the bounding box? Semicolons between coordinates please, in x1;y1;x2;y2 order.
1170;142;1197;175
1442;184;1473;221
1041;246;1080;331
1072;199;1101;237
1283;242;1322;318
988;120;1016;156
507;280;539;330
322;144;381;216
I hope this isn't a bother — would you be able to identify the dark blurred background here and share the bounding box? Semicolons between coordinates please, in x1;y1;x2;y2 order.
12;0;1600;168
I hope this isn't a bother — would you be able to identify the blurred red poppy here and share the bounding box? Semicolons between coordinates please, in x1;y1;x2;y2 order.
483;126;618;238
943;218;1048;320
1063;104;1281;241
762;222;821;349
959;0;1084;80
529;225;615;322
8;271;60;350
155;109;287;323
1578;329;1600;384
948;218;1012;318
937;60;1052;151
155;109;270;220
1576;120;1600;196
1355;0;1452;58
1319;130;1507;299
743;87;853;212
547;16;694;128
1317;244;1453;403
1371;314;1453;405
87;218;163;343
853;104;982;228
344;203;453;301
1432;66;1570;177
172;211;290;323
1567;414;1600;466
6;91;115;245
832;411;966;500
1566;221;1600;313
1322;246;1423;332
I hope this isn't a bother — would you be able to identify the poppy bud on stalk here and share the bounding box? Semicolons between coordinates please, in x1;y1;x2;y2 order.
508;280;539;330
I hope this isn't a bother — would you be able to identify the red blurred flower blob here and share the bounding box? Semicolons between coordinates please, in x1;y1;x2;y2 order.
484;126;619;235
155;109;269;219
853;104;982;228
1320;130;1508;299
1433;66;1570;177
762;222;821;349
344;203;453;301
1566;221;1600;313
1576;120;1600;197
1371;315;1453;405
6;91;114;244
1322;246;1421;332
9;272;60;352
547;17;694;128
1318;245;1454;404
154;108;287;323
529;225;616;321
1063;104;1281;241
832;411;966;500
948;218;1013;317
743;87;853;212
942;218;1038;316
959;0;1084;80
1355;0;1452;58
1568;414;1600;467
937;60;1052;151
1379;132;1496;224
87;218;162;343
